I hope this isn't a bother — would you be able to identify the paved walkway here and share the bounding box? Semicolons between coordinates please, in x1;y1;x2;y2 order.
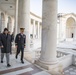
0;54;50;75
1;55;76;75
64;65;76;75
1;41;76;75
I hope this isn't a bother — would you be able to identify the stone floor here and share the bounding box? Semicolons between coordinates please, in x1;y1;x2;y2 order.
0;54;76;75
1;41;76;75
0;54;50;75
64;65;76;75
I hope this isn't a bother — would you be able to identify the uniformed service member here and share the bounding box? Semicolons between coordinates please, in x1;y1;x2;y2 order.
15;28;26;63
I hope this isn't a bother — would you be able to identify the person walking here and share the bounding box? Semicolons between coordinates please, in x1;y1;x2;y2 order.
8;31;14;54
0;28;12;67
15;28;26;64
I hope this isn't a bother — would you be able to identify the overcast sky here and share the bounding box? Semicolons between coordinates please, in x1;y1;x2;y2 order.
30;0;76;17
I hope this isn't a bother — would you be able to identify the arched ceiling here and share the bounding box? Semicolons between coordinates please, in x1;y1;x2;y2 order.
0;0;15;16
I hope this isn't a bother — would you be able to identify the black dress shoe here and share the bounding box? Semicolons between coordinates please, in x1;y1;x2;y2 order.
15;55;17;59
7;64;11;67
21;60;24;64
1;61;3;63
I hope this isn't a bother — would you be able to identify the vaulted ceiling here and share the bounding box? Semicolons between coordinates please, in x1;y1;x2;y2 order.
0;0;15;16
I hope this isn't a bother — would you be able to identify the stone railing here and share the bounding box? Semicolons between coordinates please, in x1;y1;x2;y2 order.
30;39;33;48
34;49;41;60
58;54;72;69
34;49;73;68
56;50;73;69
57;51;69;58
34;49;69;61
48;54;72;75
72;55;76;66
57;50;76;66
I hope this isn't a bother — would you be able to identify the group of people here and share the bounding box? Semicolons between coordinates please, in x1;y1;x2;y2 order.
0;28;26;67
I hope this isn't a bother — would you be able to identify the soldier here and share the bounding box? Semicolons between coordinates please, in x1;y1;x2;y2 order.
15;28;26;64
0;28;12;67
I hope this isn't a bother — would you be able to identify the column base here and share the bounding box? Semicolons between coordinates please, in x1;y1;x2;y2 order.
35;60;64;75
35;59;58;70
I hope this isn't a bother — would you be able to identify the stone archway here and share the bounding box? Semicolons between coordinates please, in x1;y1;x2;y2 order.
66;17;76;39
1;13;5;32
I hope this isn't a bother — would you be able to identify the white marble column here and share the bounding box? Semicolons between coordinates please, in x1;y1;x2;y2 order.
11;18;15;33
18;0;30;50
1;19;5;32
9;18;14;33
8;22;12;32
0;12;2;32
38;22;40;38
39;0;58;65
0;13;6;32
33;20;36;39
14;0;18;36
39;23;42;39
5;14;8;28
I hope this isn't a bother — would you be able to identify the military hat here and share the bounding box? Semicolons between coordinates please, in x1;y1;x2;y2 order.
20;28;25;30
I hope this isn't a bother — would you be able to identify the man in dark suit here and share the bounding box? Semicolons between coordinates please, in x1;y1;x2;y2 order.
15;28;26;63
0;28;12;67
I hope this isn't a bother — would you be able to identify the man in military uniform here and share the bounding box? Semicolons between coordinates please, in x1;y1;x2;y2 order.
15;28;26;63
